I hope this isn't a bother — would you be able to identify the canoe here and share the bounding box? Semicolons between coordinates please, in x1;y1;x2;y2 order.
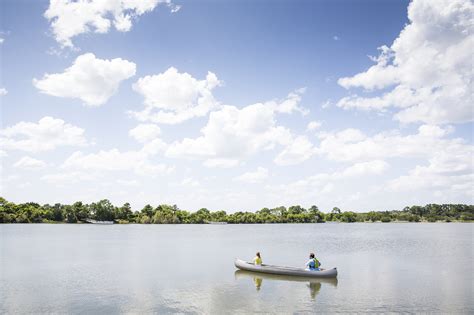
234;259;337;278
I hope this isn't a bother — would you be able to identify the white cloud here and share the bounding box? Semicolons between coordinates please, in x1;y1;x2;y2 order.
272;88;308;115
265;160;389;205
333;35;339;41
338;46;399;91
13;156;47;170
234;167;269;184
315;124;467;162
0;38;4;44
306;121;322;131
274;136;315;165
140;138;168;156
0;116;88;152
181;177;200;187
117;179;139;186
33;53;136;106
129;124;161;143
321;100;332;109
62;149;173;176
337;0;474;124
0;88;7;96
165;90;309;166
130;67;221;124
300;160;389;184
45;0;179;48
388;150;473;198
203;158;240;168
41;171;98;184
340;160;389;177
166;102;293;163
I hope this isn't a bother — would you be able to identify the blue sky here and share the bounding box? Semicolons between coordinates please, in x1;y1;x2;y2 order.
1;0;472;212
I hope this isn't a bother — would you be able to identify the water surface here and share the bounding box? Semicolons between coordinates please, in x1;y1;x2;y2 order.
1;223;472;313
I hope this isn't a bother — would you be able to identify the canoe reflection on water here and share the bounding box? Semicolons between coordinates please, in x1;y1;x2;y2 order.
234;270;338;299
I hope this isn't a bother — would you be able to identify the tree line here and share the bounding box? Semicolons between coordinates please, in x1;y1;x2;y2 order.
0;197;472;224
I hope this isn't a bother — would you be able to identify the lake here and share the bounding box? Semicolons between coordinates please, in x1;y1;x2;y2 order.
1;223;472;313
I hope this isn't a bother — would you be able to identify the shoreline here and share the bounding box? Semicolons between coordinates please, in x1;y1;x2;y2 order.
1;198;472;224
1;220;472;225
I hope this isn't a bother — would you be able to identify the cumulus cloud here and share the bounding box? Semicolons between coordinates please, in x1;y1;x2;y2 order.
117;179;139;186
13;156;47;170
41;171;98;184
265;160;390;204
388;150;473;198
164;89;310;167
33;53;136;106
0;88;7;96
166;102;289;162
181;177;200;187
337;0;474;124
45;0;180;48
306;121;322;131
272;88;308;115
274;136;315;165
129;124;161;143
0;116;88;152
234;167;269;183
130;67;221;124
62;149;173;176
203;158;240;168
264;124;473;207
315;124;466;162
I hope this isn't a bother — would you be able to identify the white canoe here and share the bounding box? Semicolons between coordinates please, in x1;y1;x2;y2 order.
235;259;338;278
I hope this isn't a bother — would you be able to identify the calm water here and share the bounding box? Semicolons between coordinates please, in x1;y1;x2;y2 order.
1;223;472;314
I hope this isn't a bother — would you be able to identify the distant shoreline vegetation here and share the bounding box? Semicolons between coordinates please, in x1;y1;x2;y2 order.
0;197;473;224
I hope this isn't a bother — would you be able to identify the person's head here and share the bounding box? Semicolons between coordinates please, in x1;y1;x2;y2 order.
256;252;261;258
309;253;315;258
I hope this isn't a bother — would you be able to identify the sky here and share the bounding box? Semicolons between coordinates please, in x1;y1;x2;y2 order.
0;0;472;212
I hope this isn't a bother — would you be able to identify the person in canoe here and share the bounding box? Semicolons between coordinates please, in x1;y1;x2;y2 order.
306;253;322;271
253;252;262;265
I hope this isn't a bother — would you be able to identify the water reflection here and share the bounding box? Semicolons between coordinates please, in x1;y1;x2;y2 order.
234;270;338;299
253;276;263;291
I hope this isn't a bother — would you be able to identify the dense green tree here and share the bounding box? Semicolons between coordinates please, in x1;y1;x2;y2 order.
340;211;357;223
90;199;115;221
139;214;151;224
460;212;474;221
271;206;287;218
115;203;133;221
171;210;187;223
308;205;325;223
409;205;425;217
64;205;77;223
0;197;472;224
210;210;228;222
288;205;306;215
153;205;180;224
141;204;154;217
367;211;381;222
52;203;65;222
72;202;90;221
